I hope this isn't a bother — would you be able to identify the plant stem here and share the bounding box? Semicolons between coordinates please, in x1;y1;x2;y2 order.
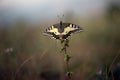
60;39;72;80
64;45;69;80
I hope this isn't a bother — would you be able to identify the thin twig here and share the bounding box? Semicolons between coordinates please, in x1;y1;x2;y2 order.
108;50;120;77
64;45;69;72
14;49;48;80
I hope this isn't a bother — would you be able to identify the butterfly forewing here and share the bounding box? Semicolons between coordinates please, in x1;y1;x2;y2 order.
46;26;61;35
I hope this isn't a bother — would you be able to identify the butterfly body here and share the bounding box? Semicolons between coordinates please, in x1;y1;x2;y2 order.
44;21;83;40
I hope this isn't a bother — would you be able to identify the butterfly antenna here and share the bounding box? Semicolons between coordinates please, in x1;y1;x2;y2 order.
61;14;64;22
57;15;60;22
57;14;64;23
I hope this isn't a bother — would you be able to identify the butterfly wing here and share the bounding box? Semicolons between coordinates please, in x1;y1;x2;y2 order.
62;23;83;39
43;25;60;39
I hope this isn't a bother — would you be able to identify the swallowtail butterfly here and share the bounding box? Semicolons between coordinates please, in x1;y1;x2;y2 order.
43;21;83;39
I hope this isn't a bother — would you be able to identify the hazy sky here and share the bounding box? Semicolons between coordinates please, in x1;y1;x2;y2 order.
0;0;114;23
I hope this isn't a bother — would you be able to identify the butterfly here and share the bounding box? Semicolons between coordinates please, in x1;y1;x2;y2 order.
43;21;83;40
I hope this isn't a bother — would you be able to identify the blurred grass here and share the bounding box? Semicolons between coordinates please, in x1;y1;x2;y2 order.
0;5;120;80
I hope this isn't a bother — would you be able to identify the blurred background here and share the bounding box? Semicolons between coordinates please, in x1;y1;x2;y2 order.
0;0;120;80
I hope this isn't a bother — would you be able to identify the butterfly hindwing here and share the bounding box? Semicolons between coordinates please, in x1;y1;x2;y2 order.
43;31;60;39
